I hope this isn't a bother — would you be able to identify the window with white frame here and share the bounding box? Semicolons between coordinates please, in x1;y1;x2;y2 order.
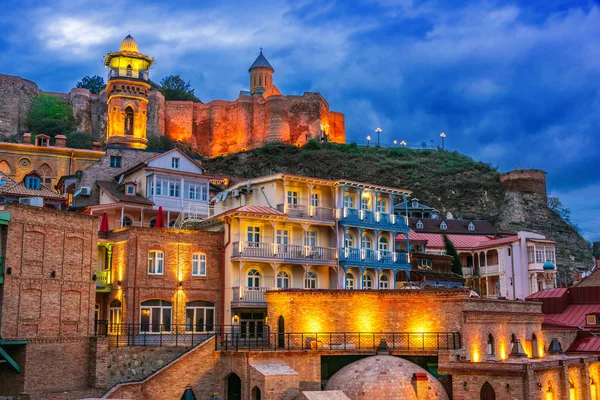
363;274;373;289
412;200;419;208
416;220;424;229
125;184;135;196
376;200;386;213
345;273;355;289
361;234;372;250
344;233;354;248
276;229;289;246
379;274;389;289
146;177;153;197
287;190;299;205
344;195;355;209
418;258;432;269
468;222;475;231
148;250;164;275
440;221;447;230
311;192;319;207
140;299;172;332
528;246;535;263
169;180;180;197
192;253;206;276
247;269;260;287
155;176;181;197
185;181;208;201
305;271;317;289
185;300;215;332
276;271;290;288
379;236;389;251
247;226;260;243
361;197;369;211
306;230;317;247
109;299;122;332
172;157;180;169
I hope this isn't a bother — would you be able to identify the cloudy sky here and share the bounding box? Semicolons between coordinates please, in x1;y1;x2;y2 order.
0;0;598;241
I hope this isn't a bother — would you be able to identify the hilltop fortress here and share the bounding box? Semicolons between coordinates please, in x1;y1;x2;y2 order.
0;35;345;157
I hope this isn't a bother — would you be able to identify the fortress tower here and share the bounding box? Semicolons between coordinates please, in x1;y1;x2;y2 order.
249;49;274;95
103;34;154;149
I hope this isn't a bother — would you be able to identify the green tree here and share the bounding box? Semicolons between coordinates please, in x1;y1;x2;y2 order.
159;75;200;102
443;234;463;276
146;134;176;151
66;132;93;149
26;94;74;137
76;75;106;94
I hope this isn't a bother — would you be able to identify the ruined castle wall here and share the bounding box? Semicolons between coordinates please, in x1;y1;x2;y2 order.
164;101;195;143
92;90;108;141
0;74;40;137
147;90;165;136
286;93;325;144
328;111;346;143
500;169;547;198
69;88;93;134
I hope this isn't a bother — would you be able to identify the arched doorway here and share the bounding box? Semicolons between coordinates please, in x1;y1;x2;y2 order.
480;381;496;400
226;373;241;400
251;386;261;400
278;316;285;348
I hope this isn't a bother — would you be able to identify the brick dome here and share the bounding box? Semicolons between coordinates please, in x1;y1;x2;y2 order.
325;356;448;400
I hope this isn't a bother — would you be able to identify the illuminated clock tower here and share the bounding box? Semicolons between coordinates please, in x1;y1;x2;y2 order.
103;34;154;149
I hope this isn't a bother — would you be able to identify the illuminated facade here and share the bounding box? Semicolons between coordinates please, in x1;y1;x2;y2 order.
199;173;411;326
104;35;153;149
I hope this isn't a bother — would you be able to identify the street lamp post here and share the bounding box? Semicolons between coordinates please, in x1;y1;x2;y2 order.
400;140;407;148
393;140;397;147
367;135;371;146
440;132;446;150
375;127;382;146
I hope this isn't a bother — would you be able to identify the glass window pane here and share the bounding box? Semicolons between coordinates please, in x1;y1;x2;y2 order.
206;308;214;330
185;308;194;332
141;308;150;332
162;308;172;331
151;308;161;332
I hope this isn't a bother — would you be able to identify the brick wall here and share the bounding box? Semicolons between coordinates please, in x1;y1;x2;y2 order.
98;227;223;326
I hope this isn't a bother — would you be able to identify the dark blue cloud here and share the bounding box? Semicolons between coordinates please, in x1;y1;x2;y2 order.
0;0;598;240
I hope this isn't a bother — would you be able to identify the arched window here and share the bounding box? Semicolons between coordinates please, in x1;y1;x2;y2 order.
192;252;207;276
380;274;389;289
109;299;122;333
247;269;260;287
532;333;539;358
252;386;262;400
124;106;134;135
123;215;133;227
37;164;52;185
276;271;289;288
185;300;215;332
305;271;317;289
148;250;164;275
480;252;486;267
440;221;447;230
511;333;517;343
487;334;495;355
362;234;372;250
363;274;373;289
140;299;172;332
416;220;424;229
126;64;132;77
379;236;388;251
345;272;355;290
344;233;354;248
0;160;11;175
259;75;262;86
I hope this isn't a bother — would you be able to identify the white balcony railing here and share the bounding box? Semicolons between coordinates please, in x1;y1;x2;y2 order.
232;242;337;262
232;287;269;302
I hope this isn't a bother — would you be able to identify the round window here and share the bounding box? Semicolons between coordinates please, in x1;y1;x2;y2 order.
19;158;31;168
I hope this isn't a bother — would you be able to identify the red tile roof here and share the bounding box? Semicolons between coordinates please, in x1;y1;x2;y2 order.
0;175;65;201
397;231;517;251
568;335;600;353
544;304;600;329
408;218;498;235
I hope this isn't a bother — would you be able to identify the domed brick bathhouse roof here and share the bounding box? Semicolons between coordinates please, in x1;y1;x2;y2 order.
325;355;449;400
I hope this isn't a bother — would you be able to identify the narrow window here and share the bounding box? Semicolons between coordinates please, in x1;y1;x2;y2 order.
468;222;475;231
276;271;289;288
124;106;134;135
287;190;299;205
487;334;495;355
363;274;373;289
440;221;447;230
344;195;355;209
247;269;260;287
172;157;180;169
345;273;355;289
148;250;164;275
305;271;317;289
192;253;207;276
311;192;319;207
110;156;122;168
379;274;389;289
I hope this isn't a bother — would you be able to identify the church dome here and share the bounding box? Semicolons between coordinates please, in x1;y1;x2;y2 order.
120;34;139;53
325;355;448;400
543;261;555;270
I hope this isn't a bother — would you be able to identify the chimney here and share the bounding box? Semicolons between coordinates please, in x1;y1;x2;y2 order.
54;135;67;148
92;142;102;151
412;372;429;400
23;133;32;145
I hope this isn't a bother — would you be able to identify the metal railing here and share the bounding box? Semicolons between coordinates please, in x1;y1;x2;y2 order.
232;242;337;262
339;248;409;266
276;204;336;221
108;68;149;81
232;286;270;302
95;322;237;347
215;331;461;352
338;208;409;229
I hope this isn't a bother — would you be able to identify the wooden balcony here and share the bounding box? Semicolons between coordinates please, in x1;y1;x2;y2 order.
232;242;337;264
338;247;410;268
276;204;336;221
338;208;409;231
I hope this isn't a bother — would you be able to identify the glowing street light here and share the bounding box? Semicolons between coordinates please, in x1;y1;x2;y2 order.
440;132;446;150
367;135;371;146
400;140;407;148
393;140;398;147
375;127;382;146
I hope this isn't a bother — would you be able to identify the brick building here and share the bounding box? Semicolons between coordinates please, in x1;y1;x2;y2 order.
0;203;102;396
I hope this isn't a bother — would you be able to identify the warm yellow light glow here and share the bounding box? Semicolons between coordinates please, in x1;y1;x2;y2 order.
591;382;596;400
472;349;480;363
570;387;576;400
362;191;370;199
499;345;507;360
538;344;545;358
546;391;553;400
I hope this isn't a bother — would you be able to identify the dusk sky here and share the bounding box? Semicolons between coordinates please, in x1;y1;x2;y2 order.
0;0;598;241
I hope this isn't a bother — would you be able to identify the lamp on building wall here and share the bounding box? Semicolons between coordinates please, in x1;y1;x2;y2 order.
50;270;56;278
6;267;11;275
546;383;554;400
569;381;575;400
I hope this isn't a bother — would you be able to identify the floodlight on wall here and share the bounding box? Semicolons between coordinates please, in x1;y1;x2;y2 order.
50;270;56;278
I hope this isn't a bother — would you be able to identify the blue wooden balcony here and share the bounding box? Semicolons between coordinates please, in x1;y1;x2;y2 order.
338;248;411;269
338;208;409;231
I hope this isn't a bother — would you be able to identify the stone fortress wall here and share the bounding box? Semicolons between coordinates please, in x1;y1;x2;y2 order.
0;73;345;158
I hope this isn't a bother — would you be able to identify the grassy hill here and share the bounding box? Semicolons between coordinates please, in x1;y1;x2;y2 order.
204;141;505;222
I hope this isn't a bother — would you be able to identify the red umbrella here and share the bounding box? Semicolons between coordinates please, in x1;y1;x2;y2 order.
156;206;165;228
99;211;109;232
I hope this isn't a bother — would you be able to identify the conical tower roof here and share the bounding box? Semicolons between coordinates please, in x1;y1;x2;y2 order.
249;49;274;71
120;34;139;53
